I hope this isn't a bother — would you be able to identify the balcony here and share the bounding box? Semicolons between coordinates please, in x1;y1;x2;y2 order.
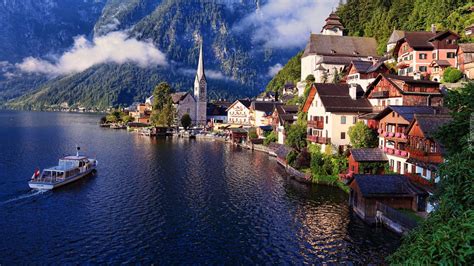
379;129;407;140
383;147;408;158
371;91;389;98
307;135;331;144
308;120;324;129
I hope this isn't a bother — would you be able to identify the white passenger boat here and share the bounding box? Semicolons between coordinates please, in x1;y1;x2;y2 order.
29;148;98;190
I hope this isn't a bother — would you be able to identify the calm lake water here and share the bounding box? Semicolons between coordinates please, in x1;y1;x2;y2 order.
0;111;400;264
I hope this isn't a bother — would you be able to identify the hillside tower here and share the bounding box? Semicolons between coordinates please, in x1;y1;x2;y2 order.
194;41;207;126
321;12;344;36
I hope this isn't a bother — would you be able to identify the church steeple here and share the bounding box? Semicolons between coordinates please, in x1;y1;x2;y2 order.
196;42;206;83
194;40;207;126
321;12;344;36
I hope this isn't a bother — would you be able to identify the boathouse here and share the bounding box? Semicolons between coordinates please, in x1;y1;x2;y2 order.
348;174;428;224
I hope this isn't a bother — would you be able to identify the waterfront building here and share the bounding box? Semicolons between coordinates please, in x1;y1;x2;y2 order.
373;106;448;175
347;148;388;175
194;42;207;126
405;114;452;184
299;12;378;88
457;43;474;79
250;101;283;128
348;174;428;225
171;92;196;124
226;99;252;126
393;28;459;81
364;74;443;112
345;59;390;91
271;105;299;144
303;83;372;152
129;103;152;124
207;101;230;124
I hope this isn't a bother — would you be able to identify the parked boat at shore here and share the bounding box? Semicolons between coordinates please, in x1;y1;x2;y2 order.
29;147;98;190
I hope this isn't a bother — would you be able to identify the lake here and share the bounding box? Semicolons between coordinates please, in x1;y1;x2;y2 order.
0;111;400;264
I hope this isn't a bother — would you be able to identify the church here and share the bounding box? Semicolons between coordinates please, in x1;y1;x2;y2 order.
147;42;207;126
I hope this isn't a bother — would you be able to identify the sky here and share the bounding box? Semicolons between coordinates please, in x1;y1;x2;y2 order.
16;0;338;77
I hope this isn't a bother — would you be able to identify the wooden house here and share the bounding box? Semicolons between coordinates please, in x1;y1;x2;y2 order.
364;74;443;111
349;174;428;224
406;114;452;183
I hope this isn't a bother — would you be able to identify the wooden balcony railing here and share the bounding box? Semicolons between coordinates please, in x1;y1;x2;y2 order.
371;91;389;98
308;120;324;129
307;135;331;144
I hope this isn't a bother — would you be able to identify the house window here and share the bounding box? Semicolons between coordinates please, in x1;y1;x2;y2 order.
447;52;455;58
423;168;427;177
341;132;346;139
341;116;346;124
419;66;428;72
432;52;437;59
404;163;408;173
353;116;357;124
397;161;401;173
409;54;413;60
419;53;427;59
325;116;328;124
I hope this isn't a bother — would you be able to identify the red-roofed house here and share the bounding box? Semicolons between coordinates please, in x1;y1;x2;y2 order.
393;30;459;81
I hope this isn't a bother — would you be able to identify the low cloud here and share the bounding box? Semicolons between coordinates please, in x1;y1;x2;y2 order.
235;0;336;49
17;31;167;76
179;68;233;81
268;63;283;76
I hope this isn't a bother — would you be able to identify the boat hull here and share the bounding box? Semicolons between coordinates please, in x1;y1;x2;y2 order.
29;168;95;190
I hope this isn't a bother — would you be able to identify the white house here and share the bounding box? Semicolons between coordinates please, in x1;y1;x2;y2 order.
226;99;252;126
303;83;373;152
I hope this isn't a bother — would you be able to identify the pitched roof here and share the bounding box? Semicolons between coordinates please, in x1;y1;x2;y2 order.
207;104;227;116
171;92;192;104
365;74;441;97
317;55;358;66
387;30;406;44
350;148;388;162
352;174;426;197
225;99;251;112
322;12;345;31
303;34;378;58
373;106;449;122
430;60;451;67
403;31;437;50
314;83;373;113
276;105;299;115
409;114;452;139
350;60;387;74
251;101;283;115
427;30;460;41
459;43;474;53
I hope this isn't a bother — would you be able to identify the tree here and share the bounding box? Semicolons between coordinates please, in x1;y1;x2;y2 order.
389;82;474;264
442;67;463;83
348;122;378;148
151;82;176;127
181;113;192;130
285;121;307;151
263;131;277;146
152;82;173;112
305;74;315;83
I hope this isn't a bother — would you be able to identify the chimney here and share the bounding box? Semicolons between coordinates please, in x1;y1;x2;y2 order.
349;83;358;100
431;24;437;33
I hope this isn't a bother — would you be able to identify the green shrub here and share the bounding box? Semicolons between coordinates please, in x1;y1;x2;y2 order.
442;67;463;83
286;150;298;167
263;131;277;146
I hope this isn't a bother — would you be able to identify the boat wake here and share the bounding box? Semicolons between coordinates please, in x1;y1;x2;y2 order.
0;189;48;206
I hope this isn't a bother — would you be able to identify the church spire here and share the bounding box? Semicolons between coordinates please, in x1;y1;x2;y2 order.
196;41;206;82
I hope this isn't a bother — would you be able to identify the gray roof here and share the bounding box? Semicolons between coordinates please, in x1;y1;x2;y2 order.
251;101;283;115
459;43;474;53
303;34;378;58
171;92;191;104
412;114;452;139
373;106;449;122
350;148;388;162
353;174;426;197
387;30;406;44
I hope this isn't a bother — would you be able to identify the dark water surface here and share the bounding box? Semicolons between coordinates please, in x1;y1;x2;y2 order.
0;111;400;264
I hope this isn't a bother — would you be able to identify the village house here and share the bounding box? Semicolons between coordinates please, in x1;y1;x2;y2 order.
271;105;299;144
347;148;388;175
345;59;390;91
457;43;474;79
393;28;460;81
299;12;378;91
373;106;448;175
349;174;428;225
364;74;443;112
226;99;252;126
250;101;283;128
207;101;230;124
303;83;373;152
406;114;452;184
129;103;152;124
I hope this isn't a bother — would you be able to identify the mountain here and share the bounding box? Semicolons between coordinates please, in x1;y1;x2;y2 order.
1;0;300;110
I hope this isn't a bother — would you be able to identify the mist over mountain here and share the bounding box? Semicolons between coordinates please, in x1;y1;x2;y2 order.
0;0;334;109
